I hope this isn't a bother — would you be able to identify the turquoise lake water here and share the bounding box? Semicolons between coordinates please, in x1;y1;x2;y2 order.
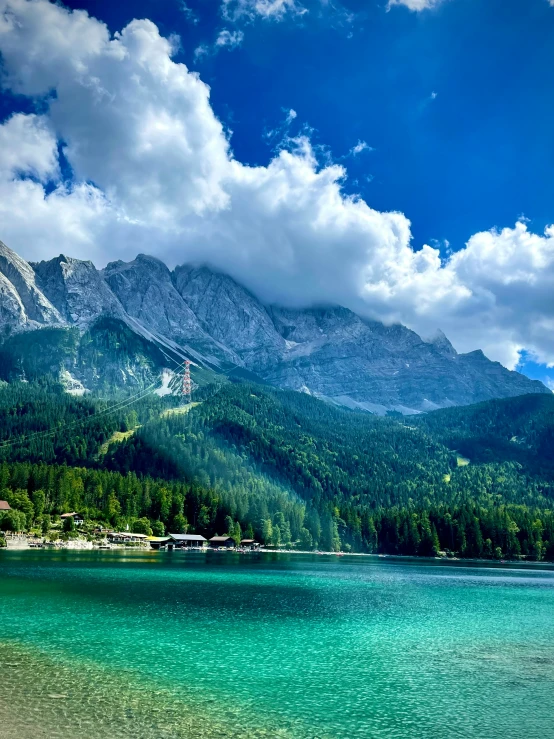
0;550;553;739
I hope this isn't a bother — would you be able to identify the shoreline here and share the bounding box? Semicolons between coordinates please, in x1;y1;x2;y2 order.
261;549;554;568
2;539;554;569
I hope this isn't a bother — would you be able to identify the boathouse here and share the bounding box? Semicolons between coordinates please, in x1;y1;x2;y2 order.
240;539;260;550
169;534;208;549
209;536;235;549
147;536;172;550
107;532;148;544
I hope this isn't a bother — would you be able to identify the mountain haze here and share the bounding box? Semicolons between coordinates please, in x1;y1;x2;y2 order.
0;240;548;413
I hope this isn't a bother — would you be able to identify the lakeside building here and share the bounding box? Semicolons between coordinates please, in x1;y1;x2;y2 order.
107;532;149;544
60;512;85;526
0;501;11;511
240;539;260;550
147;536;173;550
169;534;208;549
146;534;262;551
209;536;235;549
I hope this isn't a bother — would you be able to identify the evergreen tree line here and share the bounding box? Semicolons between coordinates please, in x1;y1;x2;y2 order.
0;380;169;466
0;460;251;542
1;380;554;559
1;461;553;559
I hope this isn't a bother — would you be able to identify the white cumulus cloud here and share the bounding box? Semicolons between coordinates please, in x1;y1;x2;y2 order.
0;0;553;374
349;140;373;156
195;28;244;59
215;28;245;48
221;0;307;22
0;113;59;180
387;0;445;11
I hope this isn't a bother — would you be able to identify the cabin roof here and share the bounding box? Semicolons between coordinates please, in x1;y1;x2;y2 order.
210;536;234;542
108;532;148;539
169;534;207;541
61;512;83;519
147;536;172;543
240;539;257;544
0;501;11;510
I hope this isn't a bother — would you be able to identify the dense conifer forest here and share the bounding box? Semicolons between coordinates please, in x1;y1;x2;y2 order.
1;378;553;560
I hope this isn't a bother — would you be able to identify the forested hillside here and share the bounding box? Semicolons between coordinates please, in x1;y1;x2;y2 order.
0;379;161;465
0;321;166;391
1;380;553;559
414;394;554;476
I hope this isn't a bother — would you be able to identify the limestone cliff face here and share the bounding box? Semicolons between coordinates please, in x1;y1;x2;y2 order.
0;240;549;411
0;270;27;335
173;269;548;414
0;242;62;331
173;265;287;370
103;255;240;366
263;307;547;413
33;254;124;326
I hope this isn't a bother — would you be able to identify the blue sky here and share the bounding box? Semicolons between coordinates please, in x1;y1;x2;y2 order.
0;0;553;387
55;0;554;252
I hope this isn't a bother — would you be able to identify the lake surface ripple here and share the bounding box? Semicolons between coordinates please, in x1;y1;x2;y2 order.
0;551;553;739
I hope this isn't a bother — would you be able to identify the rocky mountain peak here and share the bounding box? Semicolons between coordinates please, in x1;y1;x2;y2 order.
32;253;124;326
462;349;487;360
104;257;240;367
105;253;170;279
423;329;458;358
173;264;287;370
0;241;62;325
0;240;549;412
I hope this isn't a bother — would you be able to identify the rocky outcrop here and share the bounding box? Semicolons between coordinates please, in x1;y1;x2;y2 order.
0;241;62;325
0;270;27;335
173;265;287;370
103;255;240;367
33;254;124;326
454;350;548;405
263;306;458;413
423;329;457;358
263;306;548;413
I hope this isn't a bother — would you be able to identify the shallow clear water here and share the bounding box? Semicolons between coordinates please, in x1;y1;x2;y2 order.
0;551;553;739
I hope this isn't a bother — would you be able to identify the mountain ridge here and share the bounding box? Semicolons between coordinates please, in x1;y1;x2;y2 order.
0;239;548;412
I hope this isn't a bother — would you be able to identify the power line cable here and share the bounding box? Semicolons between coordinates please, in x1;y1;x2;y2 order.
0;354;195;450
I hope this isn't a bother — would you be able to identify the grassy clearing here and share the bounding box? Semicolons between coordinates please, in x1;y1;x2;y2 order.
98;428;139;456
457;455;470;467
160;402;202;418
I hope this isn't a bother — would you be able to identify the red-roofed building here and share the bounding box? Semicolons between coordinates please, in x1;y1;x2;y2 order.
0;501;11;511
